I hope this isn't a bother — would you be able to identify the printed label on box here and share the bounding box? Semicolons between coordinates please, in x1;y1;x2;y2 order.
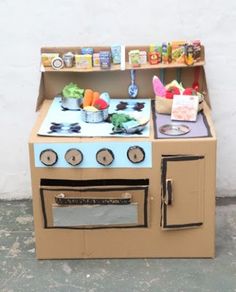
171;95;198;122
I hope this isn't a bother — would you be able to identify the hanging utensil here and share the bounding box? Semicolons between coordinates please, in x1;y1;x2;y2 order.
128;69;138;98
192;66;201;91
176;68;182;83
159;68;165;85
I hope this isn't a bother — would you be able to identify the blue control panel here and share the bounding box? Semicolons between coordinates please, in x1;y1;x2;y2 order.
34;142;152;168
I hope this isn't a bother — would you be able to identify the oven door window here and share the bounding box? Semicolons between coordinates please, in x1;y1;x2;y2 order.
40;179;149;229
161;155;205;230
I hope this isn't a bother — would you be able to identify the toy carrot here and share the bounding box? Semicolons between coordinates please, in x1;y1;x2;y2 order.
83;89;93;107
92;91;100;106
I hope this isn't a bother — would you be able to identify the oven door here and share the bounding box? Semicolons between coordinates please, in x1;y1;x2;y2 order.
161;155;205;230
40;179;149;229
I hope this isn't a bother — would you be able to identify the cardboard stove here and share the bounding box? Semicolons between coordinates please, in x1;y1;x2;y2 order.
29;46;216;259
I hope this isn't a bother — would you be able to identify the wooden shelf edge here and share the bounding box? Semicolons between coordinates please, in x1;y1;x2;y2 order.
41;61;205;73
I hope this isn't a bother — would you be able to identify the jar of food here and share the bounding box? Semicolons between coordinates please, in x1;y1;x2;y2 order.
63;52;74;68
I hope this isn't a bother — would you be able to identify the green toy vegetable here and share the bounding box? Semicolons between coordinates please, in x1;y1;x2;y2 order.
62;82;84;99
111;113;136;130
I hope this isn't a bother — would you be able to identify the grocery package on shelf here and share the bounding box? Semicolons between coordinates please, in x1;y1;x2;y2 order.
40;41;202;71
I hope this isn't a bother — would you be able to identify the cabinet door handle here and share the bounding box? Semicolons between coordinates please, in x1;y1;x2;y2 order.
165;179;173;205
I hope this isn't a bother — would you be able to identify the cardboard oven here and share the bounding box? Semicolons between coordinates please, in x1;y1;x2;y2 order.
29;46;216;259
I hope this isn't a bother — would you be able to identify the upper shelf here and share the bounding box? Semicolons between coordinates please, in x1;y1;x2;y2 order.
40;44;205;73
41;61;205;73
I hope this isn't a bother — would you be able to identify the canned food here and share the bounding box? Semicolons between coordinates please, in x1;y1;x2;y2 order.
51;57;64;70
63;52;74;68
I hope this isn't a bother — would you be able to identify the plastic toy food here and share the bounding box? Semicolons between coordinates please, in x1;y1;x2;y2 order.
100;92;110;104
165;86;180;99
152;76;166;97
83;106;98;112
183;87;197;95
83;90;110;110
91;92;100;106
111;113;136;130
83;89;94;107
93;98;108;110
62;83;84;99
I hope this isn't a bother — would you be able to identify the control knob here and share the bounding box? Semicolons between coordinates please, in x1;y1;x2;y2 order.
65;148;83;166
96;148;114;166
127;146;145;163
40;149;58;166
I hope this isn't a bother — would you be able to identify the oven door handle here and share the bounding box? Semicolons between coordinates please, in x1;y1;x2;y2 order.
165;179;173;205
54;192;132;205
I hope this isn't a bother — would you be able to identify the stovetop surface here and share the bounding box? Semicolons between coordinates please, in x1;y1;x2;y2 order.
37;97;151;138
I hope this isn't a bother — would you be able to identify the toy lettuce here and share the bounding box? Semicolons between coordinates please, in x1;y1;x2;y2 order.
62;83;84;99
111;113;136;130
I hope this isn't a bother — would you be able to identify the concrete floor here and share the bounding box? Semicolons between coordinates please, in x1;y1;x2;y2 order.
0;199;236;292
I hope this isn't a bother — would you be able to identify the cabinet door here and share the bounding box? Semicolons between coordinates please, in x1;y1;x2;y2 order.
161;155;205;230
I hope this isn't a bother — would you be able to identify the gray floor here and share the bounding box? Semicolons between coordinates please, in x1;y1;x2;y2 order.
0;200;236;292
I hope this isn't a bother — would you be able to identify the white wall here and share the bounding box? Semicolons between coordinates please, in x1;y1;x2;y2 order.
0;0;235;199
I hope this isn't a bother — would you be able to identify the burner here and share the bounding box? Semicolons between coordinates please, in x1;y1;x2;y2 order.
133;102;145;112
48;123;81;134
61;106;80;111
116;101;128;111
116;101;145;112
68;126;81;133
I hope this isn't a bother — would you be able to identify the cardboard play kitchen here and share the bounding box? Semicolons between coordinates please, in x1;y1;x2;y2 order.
29;43;216;259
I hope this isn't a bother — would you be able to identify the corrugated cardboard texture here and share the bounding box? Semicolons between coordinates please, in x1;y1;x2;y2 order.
29;45;216;259
29;100;216;259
